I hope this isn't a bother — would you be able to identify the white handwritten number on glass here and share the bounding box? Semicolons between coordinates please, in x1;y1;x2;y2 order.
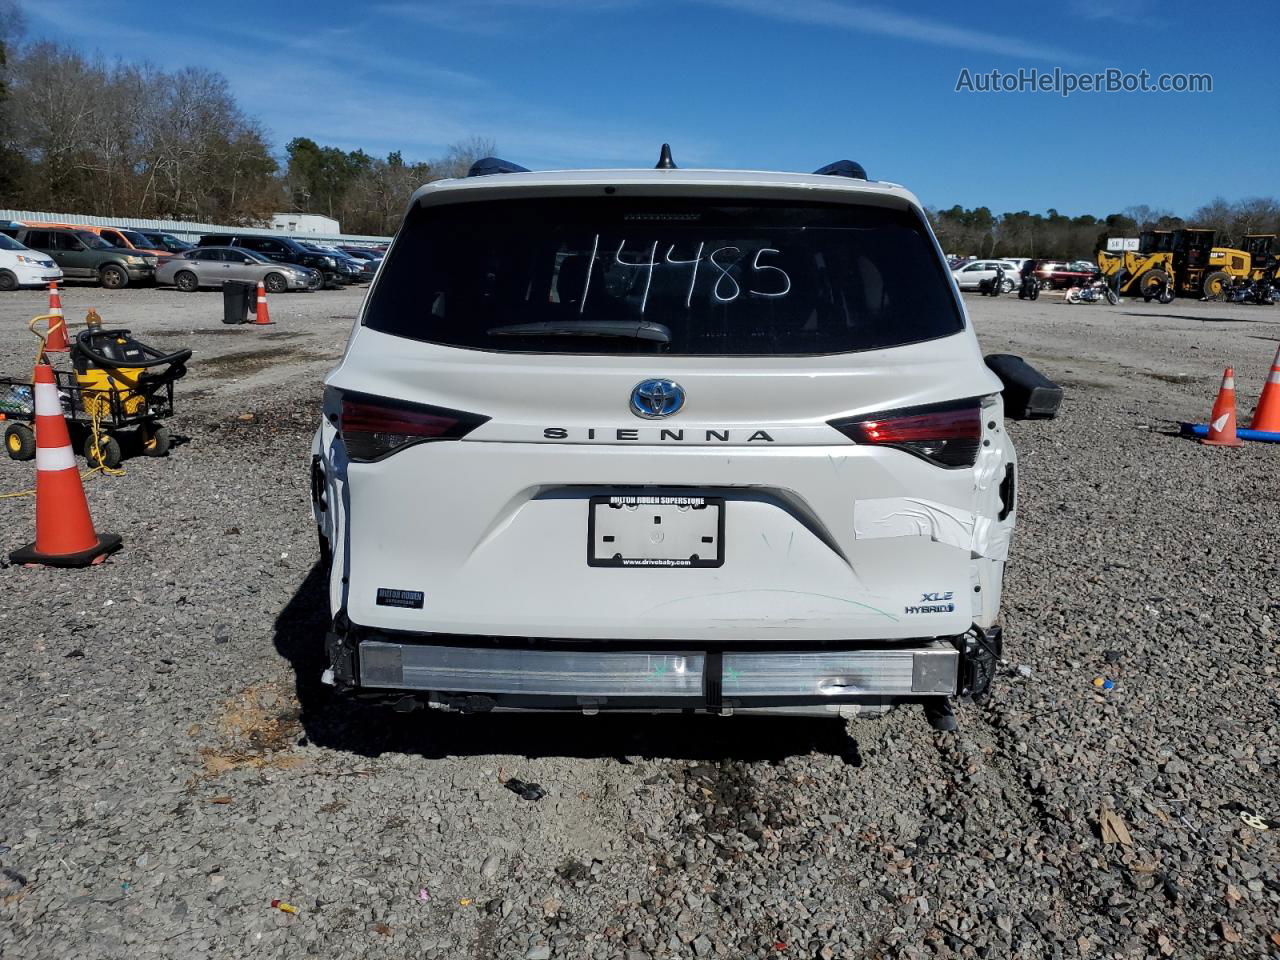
579;236;793;313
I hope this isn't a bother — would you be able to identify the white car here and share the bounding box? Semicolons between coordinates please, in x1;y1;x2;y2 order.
952;259;1020;293
0;230;63;291
312;154;1017;729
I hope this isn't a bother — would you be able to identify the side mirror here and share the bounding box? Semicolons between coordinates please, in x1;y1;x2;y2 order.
243;258;254;265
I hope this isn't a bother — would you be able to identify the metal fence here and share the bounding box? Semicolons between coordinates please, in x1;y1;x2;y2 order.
0;209;391;246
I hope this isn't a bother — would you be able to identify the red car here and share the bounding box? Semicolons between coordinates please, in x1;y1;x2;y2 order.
1027;259;1098;290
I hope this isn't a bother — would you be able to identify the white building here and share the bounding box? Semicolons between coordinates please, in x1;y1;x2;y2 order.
270;213;340;235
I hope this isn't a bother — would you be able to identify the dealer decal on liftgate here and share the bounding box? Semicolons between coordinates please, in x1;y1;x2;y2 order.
376;588;425;609
542;427;775;442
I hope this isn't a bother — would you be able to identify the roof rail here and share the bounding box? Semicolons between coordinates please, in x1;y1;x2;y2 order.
812;160;868;180
466;157;530;177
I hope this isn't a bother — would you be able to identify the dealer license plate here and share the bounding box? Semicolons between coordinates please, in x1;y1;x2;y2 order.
588;495;724;568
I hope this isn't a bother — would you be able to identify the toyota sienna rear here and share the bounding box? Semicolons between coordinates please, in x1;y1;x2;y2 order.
312;155;1016;729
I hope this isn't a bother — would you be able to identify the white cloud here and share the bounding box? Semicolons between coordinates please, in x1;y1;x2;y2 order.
703;0;1088;64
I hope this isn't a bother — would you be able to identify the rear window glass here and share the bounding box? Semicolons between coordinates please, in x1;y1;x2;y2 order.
364;197;962;356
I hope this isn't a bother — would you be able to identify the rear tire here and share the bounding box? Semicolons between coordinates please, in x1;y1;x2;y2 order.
1203;270;1230;301
175;270;199;292
0;269;17;292
99;264;129;289
5;422;35;461
84;433;122;469
1105;288;1119;305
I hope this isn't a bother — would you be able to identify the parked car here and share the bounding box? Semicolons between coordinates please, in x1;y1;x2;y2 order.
298;242;366;284
0;226;156;288
336;246;382;279
338;246;383;262
197;234;345;288
128;230;195;255
1024;259;1098;290
311;155;1016;727
0;229;63;291
21;221;171;260
952;259;1020;292
156;247;320;292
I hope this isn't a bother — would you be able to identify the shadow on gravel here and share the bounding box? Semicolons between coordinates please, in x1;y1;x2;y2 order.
274;564;862;765
1120;310;1270;323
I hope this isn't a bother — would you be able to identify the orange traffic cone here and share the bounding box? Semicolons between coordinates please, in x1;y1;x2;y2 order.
1248;344;1280;432
45;282;69;352
1201;367;1245;447
254;281;273;325
9;362;121;567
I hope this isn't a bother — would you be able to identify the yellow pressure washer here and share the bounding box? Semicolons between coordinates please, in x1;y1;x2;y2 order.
1;314;191;469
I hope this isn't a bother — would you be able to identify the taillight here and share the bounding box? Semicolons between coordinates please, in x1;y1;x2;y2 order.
335;389;488;461
829;398;982;468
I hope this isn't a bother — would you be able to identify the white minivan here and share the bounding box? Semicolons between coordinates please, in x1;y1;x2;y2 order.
0;230;64;291
312;154;1017;729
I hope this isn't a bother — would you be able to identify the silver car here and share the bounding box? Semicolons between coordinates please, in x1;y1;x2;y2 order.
156;247;320;293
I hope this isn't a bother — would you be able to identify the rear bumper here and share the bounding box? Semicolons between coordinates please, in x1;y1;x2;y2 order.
326;624;1002;715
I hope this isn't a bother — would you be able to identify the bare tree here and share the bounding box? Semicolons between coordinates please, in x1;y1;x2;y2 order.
434;136;498;180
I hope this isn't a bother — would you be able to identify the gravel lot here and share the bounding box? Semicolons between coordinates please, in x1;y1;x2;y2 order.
1;284;1277;959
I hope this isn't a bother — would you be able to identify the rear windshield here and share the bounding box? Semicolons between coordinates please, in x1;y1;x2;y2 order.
364;196;962;355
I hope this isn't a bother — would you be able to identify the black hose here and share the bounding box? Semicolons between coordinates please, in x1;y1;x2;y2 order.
74;330;192;370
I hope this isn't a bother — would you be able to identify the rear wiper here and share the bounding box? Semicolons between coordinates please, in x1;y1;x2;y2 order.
485;320;671;343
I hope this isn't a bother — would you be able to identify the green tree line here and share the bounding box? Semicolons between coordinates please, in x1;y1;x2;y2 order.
0;18;494;235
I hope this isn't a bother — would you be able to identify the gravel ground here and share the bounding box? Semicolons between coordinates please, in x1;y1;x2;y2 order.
0;285;1277;959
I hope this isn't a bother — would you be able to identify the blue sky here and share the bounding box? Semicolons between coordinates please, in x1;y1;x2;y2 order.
19;0;1279;217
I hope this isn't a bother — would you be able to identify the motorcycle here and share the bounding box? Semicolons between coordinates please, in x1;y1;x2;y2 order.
1221;277;1254;304
978;265;1008;297
1218;277;1275;305
1141;273;1175;304
1065;273;1119;305
1017;269;1040;300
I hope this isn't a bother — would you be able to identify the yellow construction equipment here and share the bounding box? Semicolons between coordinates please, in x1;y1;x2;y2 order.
1097;228;1261;300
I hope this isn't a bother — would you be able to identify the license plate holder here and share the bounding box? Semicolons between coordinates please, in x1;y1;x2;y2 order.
588;495;724;568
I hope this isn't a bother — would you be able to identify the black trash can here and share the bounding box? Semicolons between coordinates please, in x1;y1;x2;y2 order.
222;281;255;325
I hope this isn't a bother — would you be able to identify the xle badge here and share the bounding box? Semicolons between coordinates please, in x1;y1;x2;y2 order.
904;591;955;615
376;588;424;609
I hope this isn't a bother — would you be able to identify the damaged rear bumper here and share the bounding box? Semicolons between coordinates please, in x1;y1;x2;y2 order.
325;620;1002;718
